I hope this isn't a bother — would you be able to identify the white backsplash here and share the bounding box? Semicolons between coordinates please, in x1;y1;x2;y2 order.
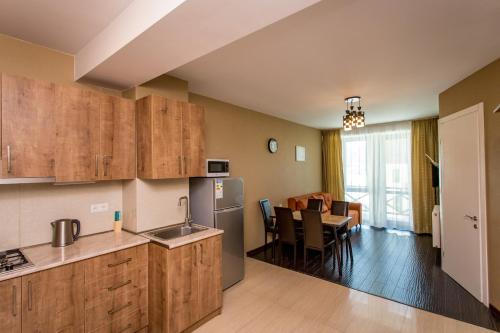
122;178;188;233
0;179;189;251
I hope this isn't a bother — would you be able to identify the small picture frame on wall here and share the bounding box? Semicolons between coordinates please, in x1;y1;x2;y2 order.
295;145;306;162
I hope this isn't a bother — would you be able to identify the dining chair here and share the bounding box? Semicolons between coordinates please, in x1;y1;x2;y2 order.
301;209;337;274
258;199;277;261
274;207;302;268
331;200;353;265
307;198;323;212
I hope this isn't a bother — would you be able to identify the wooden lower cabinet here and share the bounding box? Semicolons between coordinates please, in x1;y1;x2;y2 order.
84;244;148;333
22;262;85;333
0;277;21;332
149;235;223;333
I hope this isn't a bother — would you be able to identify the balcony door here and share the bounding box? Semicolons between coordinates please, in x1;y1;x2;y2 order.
342;122;413;230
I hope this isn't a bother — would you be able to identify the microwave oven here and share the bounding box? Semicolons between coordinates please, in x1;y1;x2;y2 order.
206;159;230;177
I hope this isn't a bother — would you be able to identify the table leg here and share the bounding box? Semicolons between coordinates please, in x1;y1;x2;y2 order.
334;227;342;276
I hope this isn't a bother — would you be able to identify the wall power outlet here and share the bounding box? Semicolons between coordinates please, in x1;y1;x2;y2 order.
90;203;109;213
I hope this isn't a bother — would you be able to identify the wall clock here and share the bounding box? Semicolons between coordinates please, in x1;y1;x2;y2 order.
268;138;278;153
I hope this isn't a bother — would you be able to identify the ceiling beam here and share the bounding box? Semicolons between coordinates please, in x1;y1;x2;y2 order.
75;0;321;89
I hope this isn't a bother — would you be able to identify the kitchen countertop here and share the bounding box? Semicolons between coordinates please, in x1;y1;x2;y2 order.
140;224;223;249
0;230;149;282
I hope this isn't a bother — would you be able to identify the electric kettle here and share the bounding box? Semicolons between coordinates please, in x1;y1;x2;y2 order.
51;219;81;247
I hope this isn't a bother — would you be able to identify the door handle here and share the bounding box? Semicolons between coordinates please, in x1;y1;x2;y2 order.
28;281;33;311
199;243;203;265
95;155;99;177
7;145;12;173
11;285;17;317
464;215;478;221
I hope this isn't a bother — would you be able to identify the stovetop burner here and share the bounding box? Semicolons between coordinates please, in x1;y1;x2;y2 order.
0;249;33;275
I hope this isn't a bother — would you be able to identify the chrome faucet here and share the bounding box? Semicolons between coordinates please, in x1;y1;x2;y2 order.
178;196;192;228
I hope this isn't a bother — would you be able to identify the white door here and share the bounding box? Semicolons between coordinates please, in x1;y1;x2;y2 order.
439;103;488;305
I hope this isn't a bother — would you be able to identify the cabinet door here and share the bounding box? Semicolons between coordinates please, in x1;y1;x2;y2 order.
22;263;85;332
1;74;55;177
182;103;206;177
0;278;21;332
55;85;100;182
167;243;199;333
197;235;223;319
99;95;136;180
152;96;183;179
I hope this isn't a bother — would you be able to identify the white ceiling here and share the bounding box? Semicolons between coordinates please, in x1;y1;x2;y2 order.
0;0;134;53
170;0;500;128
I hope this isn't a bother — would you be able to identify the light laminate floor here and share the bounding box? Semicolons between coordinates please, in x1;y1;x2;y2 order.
195;258;493;333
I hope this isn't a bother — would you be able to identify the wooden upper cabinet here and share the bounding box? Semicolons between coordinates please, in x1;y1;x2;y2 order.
0;277;21;333
99;95;136;180
136;95;205;179
22;263;85;333
55;85;100;182
1;74;56;178
183;103;206;177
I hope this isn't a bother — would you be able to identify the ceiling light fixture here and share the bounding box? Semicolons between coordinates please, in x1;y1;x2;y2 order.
343;96;365;131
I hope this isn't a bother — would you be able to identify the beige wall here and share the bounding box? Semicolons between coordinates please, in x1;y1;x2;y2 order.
190;94;322;251
439;58;500;308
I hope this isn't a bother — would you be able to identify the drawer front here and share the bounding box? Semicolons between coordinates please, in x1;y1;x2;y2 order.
85;287;147;332
85;266;147;307
89;308;147;333
85;245;148;282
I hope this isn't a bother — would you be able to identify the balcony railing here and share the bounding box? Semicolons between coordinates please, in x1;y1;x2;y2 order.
345;185;412;228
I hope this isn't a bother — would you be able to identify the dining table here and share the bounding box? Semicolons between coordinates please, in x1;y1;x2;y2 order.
292;210;352;275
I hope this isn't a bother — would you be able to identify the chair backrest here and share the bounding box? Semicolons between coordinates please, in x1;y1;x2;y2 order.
274;207;296;244
331;200;349;217
301;209;324;249
258;199;274;229
307;198;323;212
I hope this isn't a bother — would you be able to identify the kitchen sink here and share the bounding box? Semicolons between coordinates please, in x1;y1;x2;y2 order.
146;224;207;241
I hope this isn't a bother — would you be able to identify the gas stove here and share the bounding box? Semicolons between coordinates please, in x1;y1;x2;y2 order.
0;249;33;275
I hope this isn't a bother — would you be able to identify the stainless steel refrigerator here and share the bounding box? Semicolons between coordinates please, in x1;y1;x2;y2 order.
189;177;244;289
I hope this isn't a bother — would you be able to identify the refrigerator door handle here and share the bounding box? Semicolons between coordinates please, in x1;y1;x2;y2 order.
215;205;244;213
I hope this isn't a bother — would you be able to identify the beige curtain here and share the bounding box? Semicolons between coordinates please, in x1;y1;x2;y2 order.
411;118;438;234
322;129;345;201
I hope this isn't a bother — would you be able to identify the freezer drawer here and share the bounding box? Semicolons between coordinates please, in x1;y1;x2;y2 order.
214;206;244;289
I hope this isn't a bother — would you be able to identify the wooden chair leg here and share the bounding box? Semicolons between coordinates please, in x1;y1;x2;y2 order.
264;231;268;258
304;248;307;270
321;251;325;275
272;232;276;263
293;245;297;268
279;243;283;266
348;238;353;262
340;240;344;266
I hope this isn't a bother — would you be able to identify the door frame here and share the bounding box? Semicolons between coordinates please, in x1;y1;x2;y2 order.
438;102;489;306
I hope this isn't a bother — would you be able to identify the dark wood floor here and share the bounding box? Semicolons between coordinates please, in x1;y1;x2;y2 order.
249;226;499;331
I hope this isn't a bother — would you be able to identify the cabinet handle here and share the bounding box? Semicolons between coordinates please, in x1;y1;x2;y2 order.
108;301;132;315
184;156;187;175
107;257;132;267
28;281;33;311
117;323;132;333
199;243;203;265
11;285;17;317
7;145;12;174
194;244;197;267
108;279;132;292
95;155;99;177
103;155;112;177
178;156;182;175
